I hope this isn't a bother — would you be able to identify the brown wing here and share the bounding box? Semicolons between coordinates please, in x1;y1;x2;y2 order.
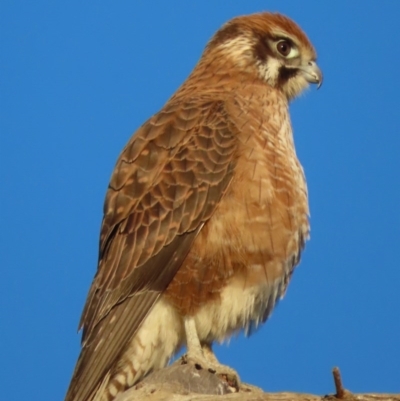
65;98;238;401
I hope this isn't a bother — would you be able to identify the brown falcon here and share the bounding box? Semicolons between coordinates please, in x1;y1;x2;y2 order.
65;12;322;401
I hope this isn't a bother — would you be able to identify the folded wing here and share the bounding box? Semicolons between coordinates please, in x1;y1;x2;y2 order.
65;98;238;401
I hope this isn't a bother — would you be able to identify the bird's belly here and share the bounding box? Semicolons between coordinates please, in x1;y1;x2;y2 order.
165;139;308;337
165;182;306;336
193;270;287;343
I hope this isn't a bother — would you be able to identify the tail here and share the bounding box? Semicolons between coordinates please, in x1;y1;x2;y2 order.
64;298;183;401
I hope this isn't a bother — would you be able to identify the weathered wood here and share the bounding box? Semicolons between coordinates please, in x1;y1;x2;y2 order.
114;363;399;401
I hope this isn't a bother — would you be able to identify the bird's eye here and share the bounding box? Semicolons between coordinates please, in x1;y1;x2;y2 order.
277;40;291;56
276;40;297;58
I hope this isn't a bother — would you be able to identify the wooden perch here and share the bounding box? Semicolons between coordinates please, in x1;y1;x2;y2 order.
114;363;399;401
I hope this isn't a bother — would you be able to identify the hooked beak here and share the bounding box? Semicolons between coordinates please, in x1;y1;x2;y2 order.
299;60;323;89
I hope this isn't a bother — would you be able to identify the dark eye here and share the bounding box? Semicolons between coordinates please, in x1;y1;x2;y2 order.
276;40;292;57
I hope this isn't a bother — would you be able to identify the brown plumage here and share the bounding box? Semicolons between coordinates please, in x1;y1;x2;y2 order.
65;12;322;401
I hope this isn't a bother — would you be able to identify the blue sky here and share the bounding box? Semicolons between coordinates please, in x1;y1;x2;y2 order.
1;2;400;400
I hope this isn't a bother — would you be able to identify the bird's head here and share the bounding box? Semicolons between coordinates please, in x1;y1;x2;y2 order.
204;12;322;100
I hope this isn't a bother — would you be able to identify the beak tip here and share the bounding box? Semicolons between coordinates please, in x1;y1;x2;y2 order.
313;70;323;89
302;60;323;90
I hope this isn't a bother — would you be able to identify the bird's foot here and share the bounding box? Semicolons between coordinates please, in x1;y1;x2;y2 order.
181;352;240;392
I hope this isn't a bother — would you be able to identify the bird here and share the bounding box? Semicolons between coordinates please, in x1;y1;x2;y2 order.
65;11;322;401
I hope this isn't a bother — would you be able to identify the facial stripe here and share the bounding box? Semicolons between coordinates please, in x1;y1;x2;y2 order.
278;66;299;87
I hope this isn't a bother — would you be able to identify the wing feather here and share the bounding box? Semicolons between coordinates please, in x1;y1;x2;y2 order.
65;98;238;401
